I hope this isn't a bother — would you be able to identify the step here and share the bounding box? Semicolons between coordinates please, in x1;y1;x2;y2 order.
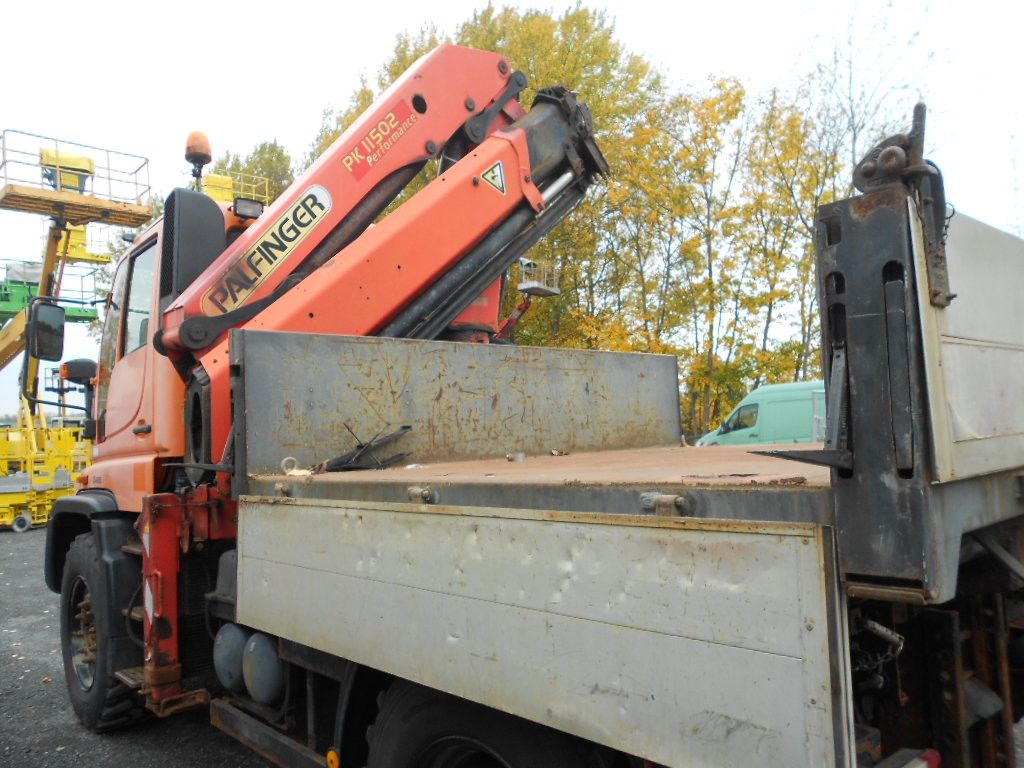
121;541;143;557
115;666;146;690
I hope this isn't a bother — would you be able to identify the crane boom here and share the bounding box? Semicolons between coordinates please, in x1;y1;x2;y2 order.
160;44;528;354
191;84;607;467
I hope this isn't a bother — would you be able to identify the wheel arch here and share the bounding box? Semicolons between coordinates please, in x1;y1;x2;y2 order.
45;489;128;593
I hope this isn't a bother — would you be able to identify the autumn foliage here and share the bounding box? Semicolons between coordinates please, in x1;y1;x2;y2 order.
303;6;883;439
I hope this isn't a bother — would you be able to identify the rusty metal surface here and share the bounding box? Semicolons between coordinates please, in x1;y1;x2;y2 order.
925;609;970;767
210;698;322;768
251;444;833;527
230;331;681;488
815;173;1024;603
268;443;830;488
146;688;210;718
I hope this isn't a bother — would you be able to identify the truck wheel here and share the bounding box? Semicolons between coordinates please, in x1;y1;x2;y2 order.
60;532;144;731
366;680;596;768
12;513;32;533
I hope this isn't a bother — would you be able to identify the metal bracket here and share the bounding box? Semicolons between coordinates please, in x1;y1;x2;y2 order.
852;103;953;307
165;461;234;474
973;529;1024;582
756;346;853;471
639;492;689;517
464;71;528;144
407;486;438;504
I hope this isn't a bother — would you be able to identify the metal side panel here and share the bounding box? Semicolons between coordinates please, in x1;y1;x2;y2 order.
236;497;851;768
229;331;681;487
913;207;1024;481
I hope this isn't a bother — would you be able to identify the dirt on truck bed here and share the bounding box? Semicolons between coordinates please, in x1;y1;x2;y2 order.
0;529;266;768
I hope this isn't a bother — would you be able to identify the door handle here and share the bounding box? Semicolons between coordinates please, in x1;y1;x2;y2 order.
132;424;152;435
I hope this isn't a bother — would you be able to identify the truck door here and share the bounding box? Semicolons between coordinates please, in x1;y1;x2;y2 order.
96;241;156;440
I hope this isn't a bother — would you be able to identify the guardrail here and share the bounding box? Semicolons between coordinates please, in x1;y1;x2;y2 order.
0;129;150;205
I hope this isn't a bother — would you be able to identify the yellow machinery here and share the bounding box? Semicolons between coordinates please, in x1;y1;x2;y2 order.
0;130;151;530
201;170;271;205
0;396;88;532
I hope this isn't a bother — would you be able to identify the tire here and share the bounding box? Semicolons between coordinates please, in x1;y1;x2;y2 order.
366;680;598;768
12;513;32;533
59;532;145;731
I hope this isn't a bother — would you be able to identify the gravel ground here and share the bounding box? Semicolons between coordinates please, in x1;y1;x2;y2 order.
0;528;268;767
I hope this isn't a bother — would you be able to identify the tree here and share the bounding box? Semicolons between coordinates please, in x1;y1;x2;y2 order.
212;140;294;202
304;7;899;441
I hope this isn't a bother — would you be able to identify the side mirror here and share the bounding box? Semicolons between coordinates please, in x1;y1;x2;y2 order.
61;358;97;439
29;302;66;361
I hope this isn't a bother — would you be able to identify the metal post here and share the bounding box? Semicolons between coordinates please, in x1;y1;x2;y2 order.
140;493;184;705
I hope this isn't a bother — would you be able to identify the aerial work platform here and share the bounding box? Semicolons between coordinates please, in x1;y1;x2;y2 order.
0;130;152;380
0;129;151;227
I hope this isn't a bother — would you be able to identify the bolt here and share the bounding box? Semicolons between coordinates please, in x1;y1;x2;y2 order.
425;140;437;155
472;177;480;186
524;175;531;183
805;620;815;632
407;485;437;504
498;60;510;74
878;145;907;174
465;98;476;111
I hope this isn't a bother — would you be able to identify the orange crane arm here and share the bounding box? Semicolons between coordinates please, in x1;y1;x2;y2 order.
160;44;527;354
194;87;608;461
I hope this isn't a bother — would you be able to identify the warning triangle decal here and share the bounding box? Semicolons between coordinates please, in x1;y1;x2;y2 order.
482;161;506;194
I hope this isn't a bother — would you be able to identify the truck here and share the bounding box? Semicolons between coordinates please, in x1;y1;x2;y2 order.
27;44;1024;767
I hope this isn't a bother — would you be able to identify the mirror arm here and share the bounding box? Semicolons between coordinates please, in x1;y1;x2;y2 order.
21;393;88;413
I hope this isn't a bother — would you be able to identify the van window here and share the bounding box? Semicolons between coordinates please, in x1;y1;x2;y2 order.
723;403;758;433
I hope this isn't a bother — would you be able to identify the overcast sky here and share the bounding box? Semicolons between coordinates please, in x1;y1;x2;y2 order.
0;0;1019;414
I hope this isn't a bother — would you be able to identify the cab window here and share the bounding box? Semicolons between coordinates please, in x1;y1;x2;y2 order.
722;403;758;433
95;259;129;431
122;243;156;354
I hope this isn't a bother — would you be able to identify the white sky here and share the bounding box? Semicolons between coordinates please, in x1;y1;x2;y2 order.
0;0;1020;413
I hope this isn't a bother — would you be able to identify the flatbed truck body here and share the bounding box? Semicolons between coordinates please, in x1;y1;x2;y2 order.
215;160;1024;766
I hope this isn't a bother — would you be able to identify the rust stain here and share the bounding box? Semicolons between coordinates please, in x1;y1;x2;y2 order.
850;185;903;221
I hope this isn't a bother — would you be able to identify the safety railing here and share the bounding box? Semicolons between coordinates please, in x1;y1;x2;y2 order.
0;129;150;205
515;258;561;297
0;258;105;311
203;170;271;204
